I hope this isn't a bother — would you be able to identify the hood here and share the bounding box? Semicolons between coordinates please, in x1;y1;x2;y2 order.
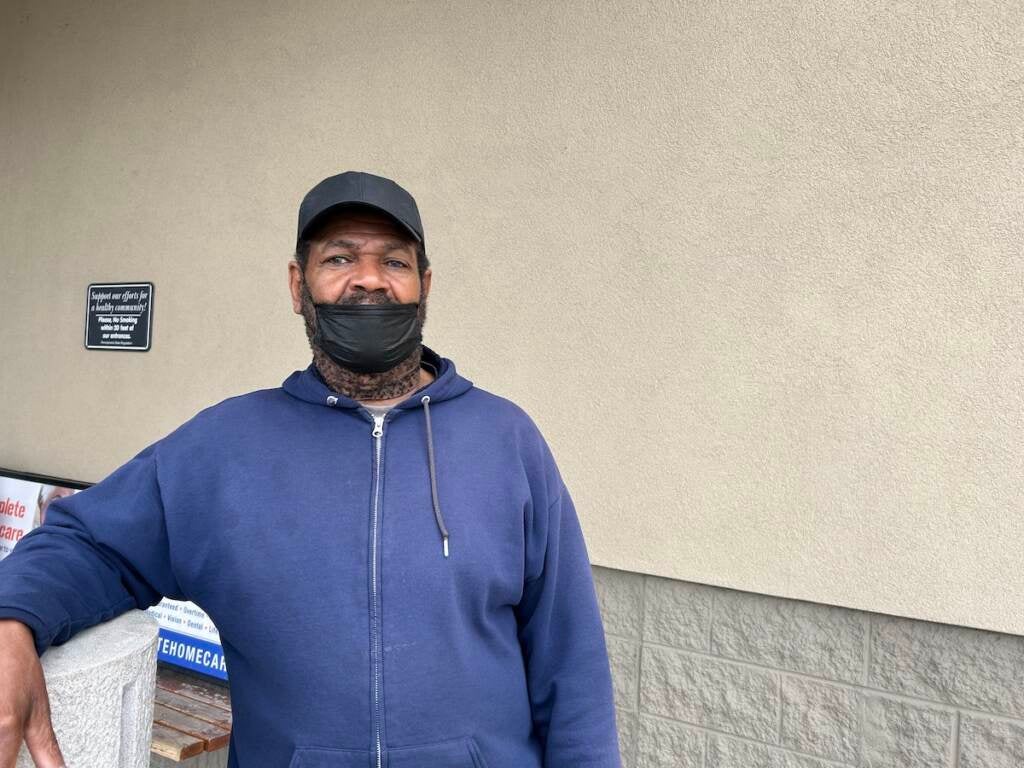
281;345;473;410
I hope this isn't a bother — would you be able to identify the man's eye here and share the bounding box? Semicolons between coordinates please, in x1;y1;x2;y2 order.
387;260;410;269
327;255;350;264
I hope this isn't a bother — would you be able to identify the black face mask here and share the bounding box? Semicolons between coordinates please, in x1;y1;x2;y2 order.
313;302;422;373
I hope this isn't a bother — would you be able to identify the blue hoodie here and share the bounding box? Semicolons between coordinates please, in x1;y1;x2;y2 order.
0;348;622;768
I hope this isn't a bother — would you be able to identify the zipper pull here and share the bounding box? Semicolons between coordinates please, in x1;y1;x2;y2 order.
371;414;385;438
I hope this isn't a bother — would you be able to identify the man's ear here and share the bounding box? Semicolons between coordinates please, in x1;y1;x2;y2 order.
421;268;432;301
288;261;304;315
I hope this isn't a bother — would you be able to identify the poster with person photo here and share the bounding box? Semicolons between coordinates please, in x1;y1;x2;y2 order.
0;476;78;559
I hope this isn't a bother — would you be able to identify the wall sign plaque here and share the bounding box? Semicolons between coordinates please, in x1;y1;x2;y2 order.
85;282;154;351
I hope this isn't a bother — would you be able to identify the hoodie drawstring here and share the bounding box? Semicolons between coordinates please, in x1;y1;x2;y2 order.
420;395;450;558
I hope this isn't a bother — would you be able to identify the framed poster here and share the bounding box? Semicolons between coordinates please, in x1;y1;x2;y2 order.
84;282;154;351
0;468;227;680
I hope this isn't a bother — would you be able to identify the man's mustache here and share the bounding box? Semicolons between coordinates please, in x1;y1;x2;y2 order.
337;292;397;306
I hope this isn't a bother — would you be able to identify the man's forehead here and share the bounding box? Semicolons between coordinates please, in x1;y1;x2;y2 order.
319;236;411;254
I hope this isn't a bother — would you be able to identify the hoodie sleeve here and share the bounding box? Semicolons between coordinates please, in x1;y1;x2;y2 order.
0;442;183;656
515;486;623;768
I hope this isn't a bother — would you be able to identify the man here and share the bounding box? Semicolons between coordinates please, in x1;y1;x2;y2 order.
34;485;77;529
0;172;621;768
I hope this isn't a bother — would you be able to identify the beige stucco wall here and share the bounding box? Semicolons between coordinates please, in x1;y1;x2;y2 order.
1;0;1022;635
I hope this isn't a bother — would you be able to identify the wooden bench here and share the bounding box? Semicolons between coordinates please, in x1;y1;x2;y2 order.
150;666;232;762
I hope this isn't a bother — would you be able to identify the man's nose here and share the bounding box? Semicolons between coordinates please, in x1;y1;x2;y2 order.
350;258;388;292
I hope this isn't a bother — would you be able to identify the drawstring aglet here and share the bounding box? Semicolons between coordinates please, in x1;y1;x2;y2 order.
442;535;449;558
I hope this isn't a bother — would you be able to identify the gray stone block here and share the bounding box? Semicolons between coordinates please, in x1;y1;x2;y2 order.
706;735;838;768
636;715;704;768
616;709;639;768
868;614;1024;718
780;676;859;764
608;636;641;711
861;695;953;767
643;575;714;651
18;611;159;768
640;645;779;742
593;566;645;639
959;714;1024;768
712;589;866;683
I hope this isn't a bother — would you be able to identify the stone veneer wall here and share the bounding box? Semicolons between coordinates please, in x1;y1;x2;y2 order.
593;565;1024;768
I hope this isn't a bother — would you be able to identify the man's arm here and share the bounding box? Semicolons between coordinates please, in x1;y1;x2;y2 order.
515;487;623;768
0;441;184;651
0;620;65;768
0;441;184;767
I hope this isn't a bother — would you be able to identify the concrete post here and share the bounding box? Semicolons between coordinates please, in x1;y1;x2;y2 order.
17;611;160;768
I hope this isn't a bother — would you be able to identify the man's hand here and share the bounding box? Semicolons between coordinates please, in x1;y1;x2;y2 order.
0;620;64;768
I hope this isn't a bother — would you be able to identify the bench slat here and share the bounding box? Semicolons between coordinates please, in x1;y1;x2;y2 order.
152;667;233;761
156;667;232;712
153;703;231;752
151;723;206;761
156;688;233;731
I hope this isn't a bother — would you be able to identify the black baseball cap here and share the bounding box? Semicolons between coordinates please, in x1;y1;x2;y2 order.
297;171;424;246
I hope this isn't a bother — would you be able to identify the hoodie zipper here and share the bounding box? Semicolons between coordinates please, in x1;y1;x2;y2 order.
370;412;385;768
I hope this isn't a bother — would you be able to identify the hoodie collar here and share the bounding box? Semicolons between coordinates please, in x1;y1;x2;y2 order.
281;345;473;410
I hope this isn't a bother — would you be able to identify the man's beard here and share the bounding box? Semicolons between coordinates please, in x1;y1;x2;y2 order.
299;277;428;402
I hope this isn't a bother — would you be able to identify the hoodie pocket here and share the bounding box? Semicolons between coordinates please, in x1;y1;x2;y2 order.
287;746;369;768
388;735;490;768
